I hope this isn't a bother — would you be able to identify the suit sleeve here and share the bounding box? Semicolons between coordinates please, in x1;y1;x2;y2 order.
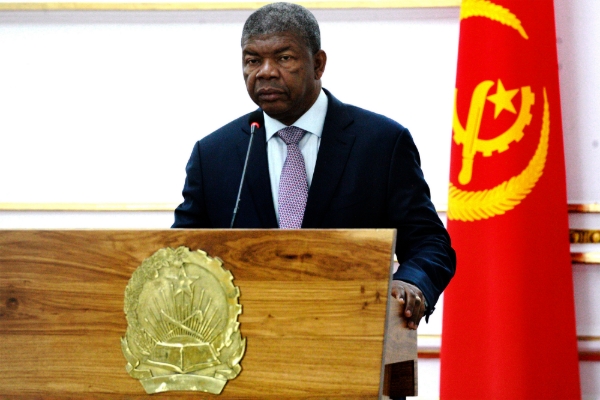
172;141;211;228
388;127;456;316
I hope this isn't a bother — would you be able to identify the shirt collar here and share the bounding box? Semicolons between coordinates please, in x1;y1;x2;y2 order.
264;89;328;140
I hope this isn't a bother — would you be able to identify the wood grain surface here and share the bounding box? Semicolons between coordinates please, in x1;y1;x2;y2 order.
0;229;415;399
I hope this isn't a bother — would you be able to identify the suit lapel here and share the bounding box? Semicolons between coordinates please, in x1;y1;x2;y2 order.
302;92;355;228
236;121;278;228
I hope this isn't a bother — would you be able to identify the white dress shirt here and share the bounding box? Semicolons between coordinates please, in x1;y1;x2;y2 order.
264;89;328;223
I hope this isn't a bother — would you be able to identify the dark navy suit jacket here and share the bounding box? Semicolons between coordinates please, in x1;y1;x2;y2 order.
173;90;456;315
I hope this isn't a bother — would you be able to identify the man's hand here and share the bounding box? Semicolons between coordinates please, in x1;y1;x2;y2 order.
390;280;426;330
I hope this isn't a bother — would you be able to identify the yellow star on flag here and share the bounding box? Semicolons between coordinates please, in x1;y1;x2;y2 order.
487;79;519;118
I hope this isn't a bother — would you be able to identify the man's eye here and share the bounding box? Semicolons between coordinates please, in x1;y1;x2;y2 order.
246;58;259;65
280;55;291;61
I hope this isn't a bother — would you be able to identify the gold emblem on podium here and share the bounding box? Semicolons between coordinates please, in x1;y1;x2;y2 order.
121;246;246;394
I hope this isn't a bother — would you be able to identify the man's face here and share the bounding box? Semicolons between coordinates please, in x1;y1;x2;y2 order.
242;32;326;126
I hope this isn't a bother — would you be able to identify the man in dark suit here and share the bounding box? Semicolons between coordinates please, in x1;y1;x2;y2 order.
173;2;455;330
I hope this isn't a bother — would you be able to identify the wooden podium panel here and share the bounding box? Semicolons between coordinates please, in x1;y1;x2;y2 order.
0;229;416;399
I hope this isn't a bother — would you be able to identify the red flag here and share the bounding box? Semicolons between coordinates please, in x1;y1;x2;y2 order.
440;0;580;398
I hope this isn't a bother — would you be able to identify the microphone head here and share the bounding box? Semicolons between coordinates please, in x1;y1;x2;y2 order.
248;110;264;130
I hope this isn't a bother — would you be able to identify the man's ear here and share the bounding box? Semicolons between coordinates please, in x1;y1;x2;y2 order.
313;50;327;80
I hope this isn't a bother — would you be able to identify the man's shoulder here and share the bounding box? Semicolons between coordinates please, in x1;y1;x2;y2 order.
324;89;407;133
346;103;405;129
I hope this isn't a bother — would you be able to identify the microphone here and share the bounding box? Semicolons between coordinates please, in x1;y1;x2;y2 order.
230;110;263;228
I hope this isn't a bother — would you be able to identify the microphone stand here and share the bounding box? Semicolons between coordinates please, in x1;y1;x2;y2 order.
230;122;258;228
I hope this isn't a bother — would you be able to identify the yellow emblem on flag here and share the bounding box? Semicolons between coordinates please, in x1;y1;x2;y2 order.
452;80;535;185
448;89;549;222
448;1;549;222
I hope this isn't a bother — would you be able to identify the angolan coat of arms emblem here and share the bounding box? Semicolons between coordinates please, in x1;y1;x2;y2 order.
121;246;245;394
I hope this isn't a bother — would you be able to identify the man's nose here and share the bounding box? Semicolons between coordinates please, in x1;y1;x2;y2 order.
256;59;278;79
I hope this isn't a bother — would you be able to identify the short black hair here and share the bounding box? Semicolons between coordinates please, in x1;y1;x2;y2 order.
241;2;321;54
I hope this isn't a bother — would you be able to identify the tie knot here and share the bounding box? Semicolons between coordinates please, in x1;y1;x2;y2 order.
277;126;306;146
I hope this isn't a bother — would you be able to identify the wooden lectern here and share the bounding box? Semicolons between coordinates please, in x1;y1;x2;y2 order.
0;229;417;399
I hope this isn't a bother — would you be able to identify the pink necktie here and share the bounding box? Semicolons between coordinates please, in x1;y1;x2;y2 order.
277;126;308;229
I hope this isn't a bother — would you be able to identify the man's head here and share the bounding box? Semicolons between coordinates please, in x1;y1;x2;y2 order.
242;2;321;55
241;2;327;125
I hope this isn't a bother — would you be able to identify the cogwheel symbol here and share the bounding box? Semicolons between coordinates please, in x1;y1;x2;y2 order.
478;86;535;156
453;81;535;185
448;88;550;222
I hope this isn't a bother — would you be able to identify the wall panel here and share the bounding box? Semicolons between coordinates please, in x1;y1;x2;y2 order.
0;7;460;208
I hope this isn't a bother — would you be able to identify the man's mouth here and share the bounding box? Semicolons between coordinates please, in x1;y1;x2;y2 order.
256;88;285;101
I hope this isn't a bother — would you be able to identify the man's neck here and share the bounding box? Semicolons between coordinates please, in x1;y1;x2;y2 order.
263;89;328;139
